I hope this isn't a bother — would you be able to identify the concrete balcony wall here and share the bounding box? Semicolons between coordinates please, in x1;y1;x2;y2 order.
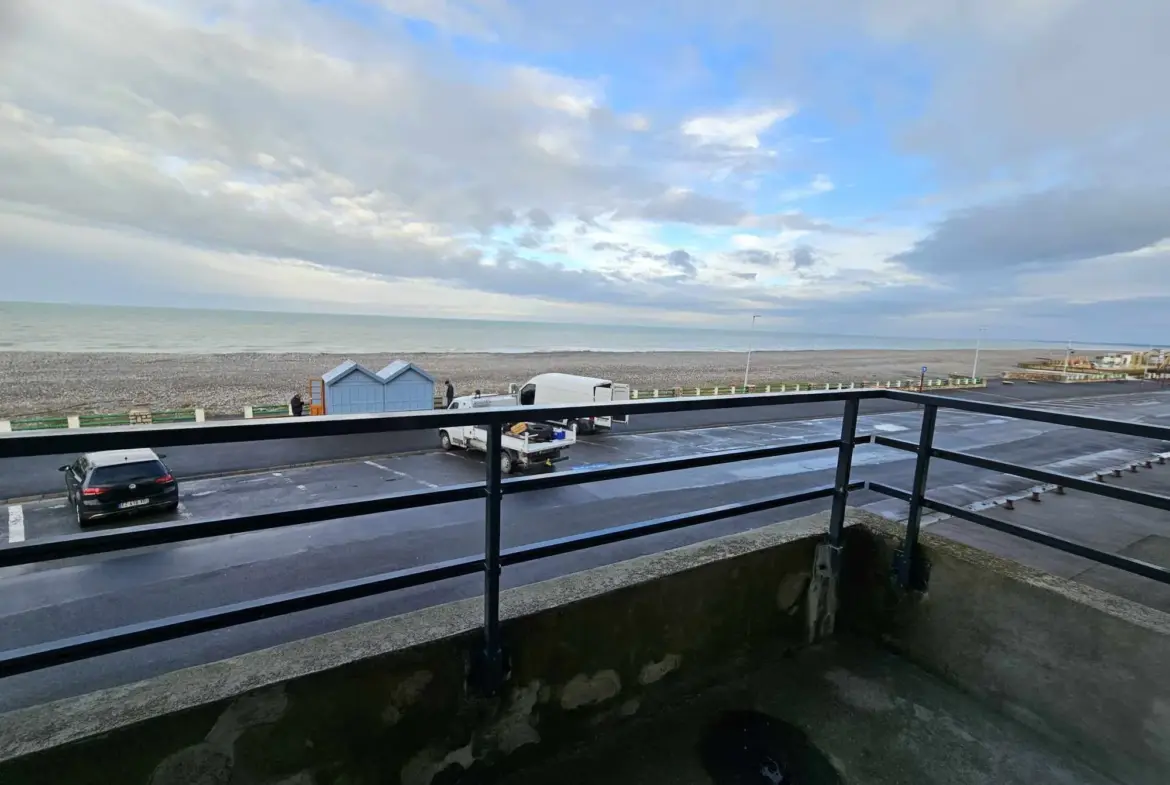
0;511;849;785
841;519;1170;785
1;509;1167;784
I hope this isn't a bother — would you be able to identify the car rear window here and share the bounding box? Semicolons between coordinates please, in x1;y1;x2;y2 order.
89;460;168;485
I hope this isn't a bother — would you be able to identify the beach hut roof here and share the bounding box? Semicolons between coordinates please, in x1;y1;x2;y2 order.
322;360;381;385
377;360;435;384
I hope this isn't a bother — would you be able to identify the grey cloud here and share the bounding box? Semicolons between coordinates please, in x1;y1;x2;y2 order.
666;249;697;277
893;185;1170;275
790;245;818;269
515;232;544;248
732;272;758;281
734;250;783;266
526;208;555;230
623;189;747;226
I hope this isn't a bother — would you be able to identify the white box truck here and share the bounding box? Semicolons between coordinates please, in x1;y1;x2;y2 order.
513;373;631;434
438;393;575;473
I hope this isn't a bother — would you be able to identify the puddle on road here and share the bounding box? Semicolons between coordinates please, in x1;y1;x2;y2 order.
698;710;843;784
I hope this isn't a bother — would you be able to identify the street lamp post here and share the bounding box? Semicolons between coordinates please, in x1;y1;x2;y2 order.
972;326;986;380
744;314;761;389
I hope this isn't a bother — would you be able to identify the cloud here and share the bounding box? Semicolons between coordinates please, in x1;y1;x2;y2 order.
893;185;1170;275
790;245;818;269
681;106;796;149
0;0;1162;340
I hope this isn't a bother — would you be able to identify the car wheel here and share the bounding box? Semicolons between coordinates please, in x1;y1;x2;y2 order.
164;501;180;513
75;503;89;529
439;431;452;451
501;450;514;474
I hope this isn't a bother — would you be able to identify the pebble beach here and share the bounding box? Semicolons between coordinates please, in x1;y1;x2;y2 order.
0;348;1058;418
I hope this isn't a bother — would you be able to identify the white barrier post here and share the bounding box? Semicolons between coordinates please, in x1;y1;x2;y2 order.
695;387;701;396
632;390;639;399
849;382;855;390
0;420;10;433
67;415;81;428
244;406;254;419
653;389;659;398
713;386;720;396
824;383;830;391
780;384;786;393
765;385;771;393
194;408;206;423
731;386;737;395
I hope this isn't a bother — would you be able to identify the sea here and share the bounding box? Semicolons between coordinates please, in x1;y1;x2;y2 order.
0;301;1076;355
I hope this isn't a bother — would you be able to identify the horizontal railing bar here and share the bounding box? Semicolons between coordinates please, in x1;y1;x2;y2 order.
0;483;485;568
501;482;861;566
0;555;484;679
886;390;1170;442
502;438;847;495
868;481;1170;585
0;482;857;678
873;436;1170;513
0;437;860;567
0;389;886;458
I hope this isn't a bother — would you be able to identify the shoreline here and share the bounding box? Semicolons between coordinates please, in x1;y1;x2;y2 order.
0;347;1080;418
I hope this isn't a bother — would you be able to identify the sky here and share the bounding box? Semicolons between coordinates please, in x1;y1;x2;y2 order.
0;0;1167;343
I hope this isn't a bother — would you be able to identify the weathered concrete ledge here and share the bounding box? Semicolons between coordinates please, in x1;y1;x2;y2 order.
841;518;1170;785
0;508;863;785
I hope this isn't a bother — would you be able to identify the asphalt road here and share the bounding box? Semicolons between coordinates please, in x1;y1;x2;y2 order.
1;383;1168;714
0;379;1151;502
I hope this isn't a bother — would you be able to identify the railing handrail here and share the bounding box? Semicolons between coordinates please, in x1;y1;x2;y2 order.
1;388;1168;688
0;389;885;458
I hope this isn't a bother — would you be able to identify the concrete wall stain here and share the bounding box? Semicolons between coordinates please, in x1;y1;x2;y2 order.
638;655;682;686
560;671;622;710
150;686;288;785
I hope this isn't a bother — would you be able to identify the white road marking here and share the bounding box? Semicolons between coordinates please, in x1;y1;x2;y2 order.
272;472;283;477
366;459;440;489
296;484;308;491
8;504;25;543
177;502;192;520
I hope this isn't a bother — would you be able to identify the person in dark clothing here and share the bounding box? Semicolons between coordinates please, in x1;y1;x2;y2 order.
444;380;455;407
290;393;304;417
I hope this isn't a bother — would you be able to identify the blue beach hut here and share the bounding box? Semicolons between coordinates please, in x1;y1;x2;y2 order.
377;361;436;412
322;360;385;415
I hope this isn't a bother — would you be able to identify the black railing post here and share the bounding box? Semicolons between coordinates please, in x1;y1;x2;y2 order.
895;403;937;589
810;395;861;641
478;422;506;694
828;397;860;551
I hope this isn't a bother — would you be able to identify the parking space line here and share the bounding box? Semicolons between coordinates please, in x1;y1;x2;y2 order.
8;504;25;543
366;459;441;489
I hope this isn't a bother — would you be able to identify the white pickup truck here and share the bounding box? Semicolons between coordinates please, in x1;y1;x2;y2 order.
439;394;575;473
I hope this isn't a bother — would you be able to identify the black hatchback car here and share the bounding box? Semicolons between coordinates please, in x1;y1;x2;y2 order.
61;448;180;526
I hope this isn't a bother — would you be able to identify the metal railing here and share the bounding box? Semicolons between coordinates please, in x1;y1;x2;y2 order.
1;388;1168;692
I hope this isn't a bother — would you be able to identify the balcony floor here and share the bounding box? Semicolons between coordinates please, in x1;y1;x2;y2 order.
498;639;1116;785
